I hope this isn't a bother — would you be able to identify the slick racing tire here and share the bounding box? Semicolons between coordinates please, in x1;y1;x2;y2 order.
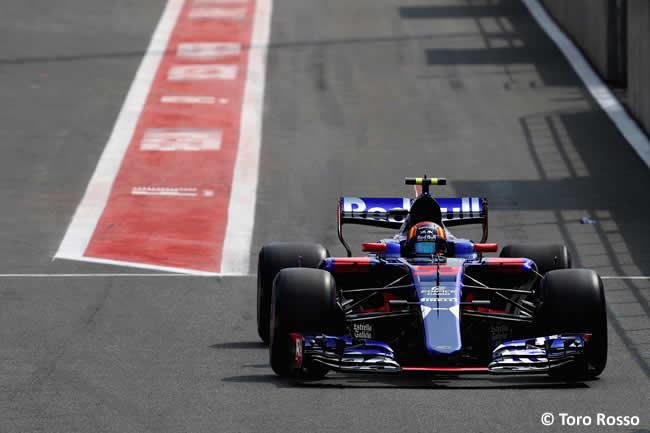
499;244;571;275
269;268;337;378
536;269;607;379
257;242;329;344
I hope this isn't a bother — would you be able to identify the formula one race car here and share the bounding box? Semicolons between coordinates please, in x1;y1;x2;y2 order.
256;177;607;379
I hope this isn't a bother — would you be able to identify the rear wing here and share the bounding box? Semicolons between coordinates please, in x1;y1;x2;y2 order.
337;196;488;256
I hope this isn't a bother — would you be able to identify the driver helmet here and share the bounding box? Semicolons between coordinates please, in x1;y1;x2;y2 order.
407;221;447;256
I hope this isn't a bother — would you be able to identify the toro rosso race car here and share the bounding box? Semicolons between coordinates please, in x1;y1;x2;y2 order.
257;177;607;379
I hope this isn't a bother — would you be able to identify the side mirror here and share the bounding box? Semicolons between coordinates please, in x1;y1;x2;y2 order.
473;243;498;252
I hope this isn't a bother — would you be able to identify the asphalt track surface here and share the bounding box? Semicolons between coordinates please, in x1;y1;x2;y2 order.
1;0;649;432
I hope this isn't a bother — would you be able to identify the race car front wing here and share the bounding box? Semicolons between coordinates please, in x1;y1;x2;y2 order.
489;333;591;373
287;333;591;375
289;334;401;373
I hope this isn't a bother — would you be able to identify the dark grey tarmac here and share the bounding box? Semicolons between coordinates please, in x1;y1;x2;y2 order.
1;0;648;432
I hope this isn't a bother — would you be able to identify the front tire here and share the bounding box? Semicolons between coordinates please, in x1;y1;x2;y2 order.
536;269;607;379
257;242;329;344
269;268;337;377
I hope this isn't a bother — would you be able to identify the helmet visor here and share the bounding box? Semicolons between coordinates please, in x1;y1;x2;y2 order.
414;235;447;255
414;241;436;255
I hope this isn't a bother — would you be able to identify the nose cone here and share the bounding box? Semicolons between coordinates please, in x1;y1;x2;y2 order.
421;304;462;355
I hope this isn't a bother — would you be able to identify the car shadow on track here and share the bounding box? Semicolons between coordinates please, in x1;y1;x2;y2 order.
222;372;591;390
214;342;592;389
210;341;267;350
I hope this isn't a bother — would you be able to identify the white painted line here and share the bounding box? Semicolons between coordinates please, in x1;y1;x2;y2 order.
12;273;642;279
189;7;247;19
54;255;222;275
161;96;217;104
55;0;185;261
131;187;199;196
193;0;248;4
601;276;650;280
523;0;650;168
0;273;255;277
168;64;238;81
177;42;241;60
140;128;222;151
220;0;272;274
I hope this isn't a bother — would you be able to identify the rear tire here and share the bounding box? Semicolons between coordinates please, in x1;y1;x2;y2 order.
536;269;607;379
257;242;329;344
500;244;571;274
269;268;337;377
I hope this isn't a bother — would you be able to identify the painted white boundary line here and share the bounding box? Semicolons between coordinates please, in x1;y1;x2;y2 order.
0;273;254;277
0;274;643;278
601;276;650;280
523;0;650;168
55;254;221;275
0;273;641;278
0;274;643;280
220;0;273;274
55;0;185;260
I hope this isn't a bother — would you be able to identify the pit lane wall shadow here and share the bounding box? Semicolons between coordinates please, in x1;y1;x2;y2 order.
542;0;650;136
399;0;650;378
402;0;650;134
452;110;650;379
